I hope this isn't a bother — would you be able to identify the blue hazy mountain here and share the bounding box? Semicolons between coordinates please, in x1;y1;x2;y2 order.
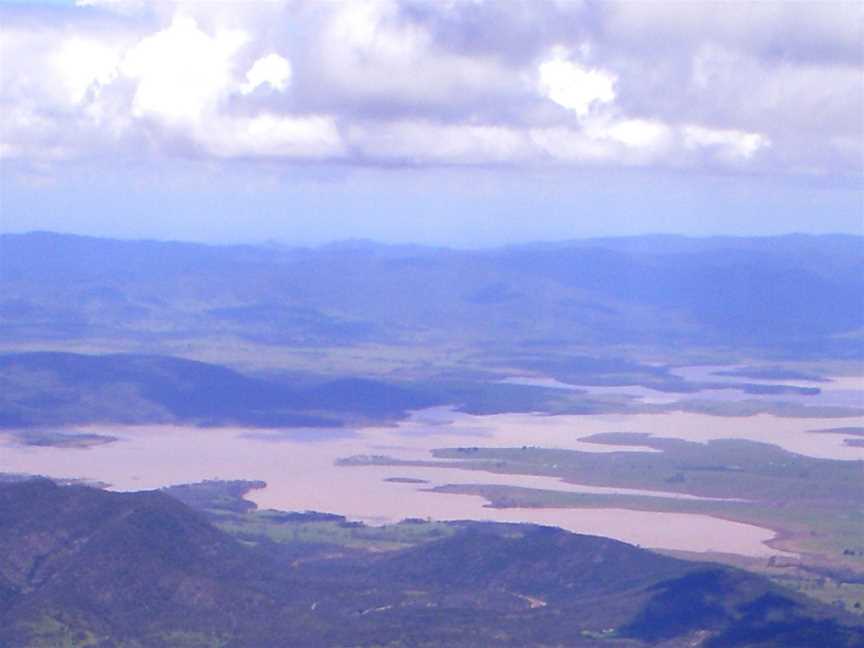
1;231;861;356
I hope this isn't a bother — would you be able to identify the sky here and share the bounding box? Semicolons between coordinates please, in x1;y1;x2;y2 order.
0;0;861;247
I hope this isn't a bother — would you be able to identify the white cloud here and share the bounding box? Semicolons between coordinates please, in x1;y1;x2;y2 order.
530;118;674;165
537;49;617;118
241;53;292;95
202;114;343;159
602;0;862;63
595;118;672;150
683;125;769;160
348;120;531;164
0;0;854;175
120;15;247;124
530;127;616;163
314;0;518;112
0;106;70;160
55;38;122;105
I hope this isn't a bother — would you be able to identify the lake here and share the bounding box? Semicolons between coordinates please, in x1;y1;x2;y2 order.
6;404;861;556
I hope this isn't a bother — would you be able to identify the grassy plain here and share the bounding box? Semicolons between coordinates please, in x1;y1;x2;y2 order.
338;431;864;615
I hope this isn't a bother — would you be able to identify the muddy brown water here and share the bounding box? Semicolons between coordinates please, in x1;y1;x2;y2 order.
2;373;860;557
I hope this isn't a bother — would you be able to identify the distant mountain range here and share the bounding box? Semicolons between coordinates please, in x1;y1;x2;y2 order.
1;479;861;647
2;231;862;358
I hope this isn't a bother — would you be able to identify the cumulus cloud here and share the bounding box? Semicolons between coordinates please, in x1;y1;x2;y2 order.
204;114;343;159
306;0;523;118
121;15;247;124
601;119;672;151
537;49;617;118
0;0;858;175
56;37;122;105
241;53;292;95
683;125;769;161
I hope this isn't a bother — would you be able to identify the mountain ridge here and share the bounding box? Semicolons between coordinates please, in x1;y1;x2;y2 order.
1;479;861;647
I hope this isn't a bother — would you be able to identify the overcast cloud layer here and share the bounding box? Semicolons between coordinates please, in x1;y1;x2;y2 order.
0;0;861;244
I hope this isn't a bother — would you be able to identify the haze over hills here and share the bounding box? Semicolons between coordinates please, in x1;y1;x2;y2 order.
2;231;862;432
2;232;862;359
2;231;863;646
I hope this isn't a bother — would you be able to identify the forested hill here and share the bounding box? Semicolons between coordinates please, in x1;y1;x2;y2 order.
1;479;861;647
1;231;862;358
